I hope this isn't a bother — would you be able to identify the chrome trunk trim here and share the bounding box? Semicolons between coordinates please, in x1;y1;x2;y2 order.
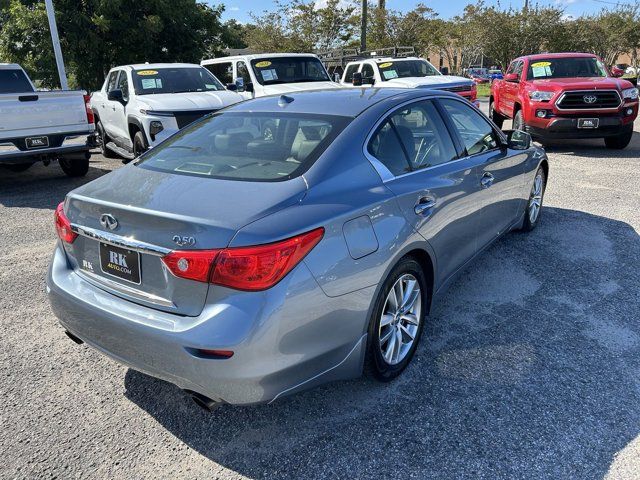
70;224;172;256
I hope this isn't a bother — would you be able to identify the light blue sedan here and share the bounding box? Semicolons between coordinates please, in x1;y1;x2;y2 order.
48;88;548;409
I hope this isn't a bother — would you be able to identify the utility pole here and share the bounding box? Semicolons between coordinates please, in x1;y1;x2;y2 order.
44;0;69;90
378;0;385;9
360;0;367;51
523;0;529;11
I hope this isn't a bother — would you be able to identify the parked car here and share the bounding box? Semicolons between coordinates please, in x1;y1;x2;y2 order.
341;57;478;106
488;69;504;82
201;53;342;99
90;63;243;161
610;64;627;77
490;53;638;149
48;88;548;408
0;63;95;176
470;74;490;84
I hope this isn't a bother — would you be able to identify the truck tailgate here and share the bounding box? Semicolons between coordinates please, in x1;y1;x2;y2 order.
0;91;89;137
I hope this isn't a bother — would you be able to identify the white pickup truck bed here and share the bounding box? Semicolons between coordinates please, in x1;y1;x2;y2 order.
0;64;95;176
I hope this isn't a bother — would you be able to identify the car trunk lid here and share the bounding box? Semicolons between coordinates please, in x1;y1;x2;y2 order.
63;165;307;316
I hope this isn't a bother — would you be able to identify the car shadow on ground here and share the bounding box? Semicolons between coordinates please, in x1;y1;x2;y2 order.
0;157;114;209
123;206;640;479
535;131;640;159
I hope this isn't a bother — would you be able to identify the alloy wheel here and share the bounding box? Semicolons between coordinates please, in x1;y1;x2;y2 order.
529;172;543;224
379;274;422;365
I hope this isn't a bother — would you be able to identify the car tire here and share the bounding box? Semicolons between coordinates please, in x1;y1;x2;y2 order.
364;257;428;382
489;99;505;129
513;109;525;131
604;131;633;149
97;121;117;159
2;162;34;172
59;154;90;177
521;166;546;232
133;130;148;159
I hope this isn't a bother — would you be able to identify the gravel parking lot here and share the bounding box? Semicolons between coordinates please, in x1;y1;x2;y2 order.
1;105;639;479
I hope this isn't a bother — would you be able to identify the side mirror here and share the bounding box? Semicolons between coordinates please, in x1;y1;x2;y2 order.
234;77;245;92
245;82;254;93
107;89;124;103
505;129;531;150
226;83;238;91
504;73;519;82
352;72;363;87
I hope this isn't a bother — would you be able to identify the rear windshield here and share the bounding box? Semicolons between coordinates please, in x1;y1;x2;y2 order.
131;67;224;95
527;57;608;80
250;57;330;85
0;69;34;93
377;60;440;81
136;112;351;181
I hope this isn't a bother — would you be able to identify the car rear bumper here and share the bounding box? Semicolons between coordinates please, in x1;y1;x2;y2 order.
47;244;370;405
0;131;96;163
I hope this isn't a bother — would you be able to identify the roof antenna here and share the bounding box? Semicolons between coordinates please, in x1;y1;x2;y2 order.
278;95;294;107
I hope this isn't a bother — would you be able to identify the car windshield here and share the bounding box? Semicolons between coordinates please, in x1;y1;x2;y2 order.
250;57;330;85
377;60;440;81
527;57;608;80
136;111;351;181
0;69;34;93
131;67;224;95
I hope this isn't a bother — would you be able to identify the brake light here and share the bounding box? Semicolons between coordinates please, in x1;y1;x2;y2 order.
161;227;324;290
83;94;94;124
54;202;77;244
470;83;477;102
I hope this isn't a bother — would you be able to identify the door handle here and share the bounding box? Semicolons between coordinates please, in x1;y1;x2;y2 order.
481;172;495;189
414;196;437;216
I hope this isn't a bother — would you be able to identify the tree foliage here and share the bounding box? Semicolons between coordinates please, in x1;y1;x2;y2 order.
0;0;234;91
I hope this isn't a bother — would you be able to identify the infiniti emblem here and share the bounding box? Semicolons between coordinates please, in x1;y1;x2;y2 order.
583;95;597;104
100;213;118;231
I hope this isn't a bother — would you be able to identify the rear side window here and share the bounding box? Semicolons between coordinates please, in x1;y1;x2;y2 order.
137;112;351;182
440;98;499;155
204;62;233;84
0;69;33;93
368;100;457;175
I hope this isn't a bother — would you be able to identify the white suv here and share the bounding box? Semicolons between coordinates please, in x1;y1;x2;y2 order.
341;57;478;106
90;63;243;161
201;53;342;99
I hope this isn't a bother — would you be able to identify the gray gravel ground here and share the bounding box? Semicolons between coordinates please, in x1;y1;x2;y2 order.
1;106;639;479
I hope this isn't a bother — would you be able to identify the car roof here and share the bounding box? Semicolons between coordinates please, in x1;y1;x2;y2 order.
521;52;597;62
202;53;319;64
226;88;456;117
117;63;203;70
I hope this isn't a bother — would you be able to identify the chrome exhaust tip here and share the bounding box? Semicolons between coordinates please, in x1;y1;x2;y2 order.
185;390;219;412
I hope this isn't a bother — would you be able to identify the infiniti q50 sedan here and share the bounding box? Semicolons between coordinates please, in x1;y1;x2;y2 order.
47;89;548;409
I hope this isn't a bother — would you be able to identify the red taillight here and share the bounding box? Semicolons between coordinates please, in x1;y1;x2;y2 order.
162;249;220;283
470;83;477;102
54;202;77;244
83;94;94;124
161;227;324;291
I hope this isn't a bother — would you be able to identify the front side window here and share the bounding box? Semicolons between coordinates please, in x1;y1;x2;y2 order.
0;69;33;93
526;57;607;80
250;57;330;85
106;71;119;92
362;64;375;79
440;98;499;155
116;71;129;101
344;64;359;82
236;61;251;84
377;60;440;81
204;62;233;85
137;112;351;182
132;67;224;95
368;100;457;175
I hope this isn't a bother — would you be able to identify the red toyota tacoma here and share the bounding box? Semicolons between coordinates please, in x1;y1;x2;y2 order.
490;53;638;149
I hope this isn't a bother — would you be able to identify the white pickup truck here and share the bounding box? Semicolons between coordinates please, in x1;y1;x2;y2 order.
340;56;479;107
201;53;342;99
90;63;243;161
0;64;95;176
